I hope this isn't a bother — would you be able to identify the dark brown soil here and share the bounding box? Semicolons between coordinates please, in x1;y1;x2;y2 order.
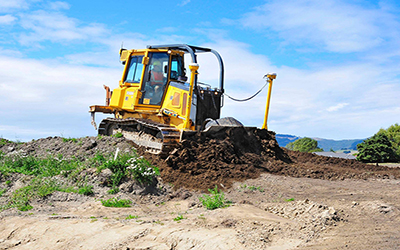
141;128;400;191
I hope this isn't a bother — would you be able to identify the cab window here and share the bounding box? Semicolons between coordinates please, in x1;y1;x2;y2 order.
125;56;144;83
139;52;170;105
170;55;185;80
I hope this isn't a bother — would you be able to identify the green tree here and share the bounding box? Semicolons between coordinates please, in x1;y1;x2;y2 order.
285;137;323;153
356;133;397;165
376;123;400;157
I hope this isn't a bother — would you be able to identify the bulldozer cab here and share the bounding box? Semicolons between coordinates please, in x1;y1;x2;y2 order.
122;50;187;107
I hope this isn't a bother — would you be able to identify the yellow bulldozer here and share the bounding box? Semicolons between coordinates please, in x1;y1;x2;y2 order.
89;44;276;156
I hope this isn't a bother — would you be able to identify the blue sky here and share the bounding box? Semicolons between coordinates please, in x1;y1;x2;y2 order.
1;0;400;141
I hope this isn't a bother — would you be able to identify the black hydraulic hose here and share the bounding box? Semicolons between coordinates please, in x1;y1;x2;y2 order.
224;80;269;102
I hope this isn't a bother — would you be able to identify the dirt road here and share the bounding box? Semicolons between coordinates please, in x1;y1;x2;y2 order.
1;134;400;249
1;173;399;249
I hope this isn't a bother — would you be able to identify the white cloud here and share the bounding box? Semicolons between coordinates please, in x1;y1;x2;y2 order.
48;1;70;10
240;0;400;53
0;0;35;12
18;10;108;45
0;14;17;25
326;103;349;112
179;0;191;7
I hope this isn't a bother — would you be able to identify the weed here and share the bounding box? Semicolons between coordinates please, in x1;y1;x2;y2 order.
0;188;6;197
98;153;159;190
112;132;123;138
7;177;76;211
173;214;185;222
153;220;164;225
199;186;229;210
62;137;78;143
78;185;94;196
126;156;159;184
239;184;264;192
97;135;103;140
285;198;295;202
0;138;10;146
101;197;132;207
108;187;119;194
198;214;206;220
125;214;139;220
5;180;11;186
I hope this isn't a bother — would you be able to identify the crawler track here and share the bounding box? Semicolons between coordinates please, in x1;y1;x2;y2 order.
98;118;181;156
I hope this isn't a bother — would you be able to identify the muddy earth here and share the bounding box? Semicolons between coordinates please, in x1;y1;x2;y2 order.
1;129;400;249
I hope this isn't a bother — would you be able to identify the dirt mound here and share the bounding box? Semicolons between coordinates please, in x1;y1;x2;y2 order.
284;149;400;180
2;132;400;192
141;128;400;191
151;127;290;191
0;136;134;160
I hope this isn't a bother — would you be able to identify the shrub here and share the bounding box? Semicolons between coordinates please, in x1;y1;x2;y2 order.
78;185;94;195
126;156;159;184
199;186;229;210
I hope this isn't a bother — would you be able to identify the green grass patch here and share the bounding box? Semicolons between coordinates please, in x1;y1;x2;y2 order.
0;149;156;211
62;137;78;143
173;214;185;222
78;185;94;196
7;177;77;211
0;188;6;197
199;186;230;210
125;214;139;220
112;132;123;138
0;138;11;146
101;197;132;207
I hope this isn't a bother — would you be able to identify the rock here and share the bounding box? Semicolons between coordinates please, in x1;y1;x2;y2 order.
98;169;113;186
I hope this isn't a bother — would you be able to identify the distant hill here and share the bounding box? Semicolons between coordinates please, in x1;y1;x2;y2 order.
275;134;301;148
276;134;365;151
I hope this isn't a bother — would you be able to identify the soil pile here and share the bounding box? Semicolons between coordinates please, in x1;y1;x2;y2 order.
154;127;291;191
2;131;400;192
0;136;134;160
143;127;400;191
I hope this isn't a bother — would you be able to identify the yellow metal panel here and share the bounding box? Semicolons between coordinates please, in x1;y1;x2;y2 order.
122;87;138;110
109;88;125;108
162;85;187;117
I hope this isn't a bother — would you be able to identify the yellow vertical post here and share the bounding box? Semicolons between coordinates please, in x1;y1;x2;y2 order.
262;73;277;130
184;63;199;129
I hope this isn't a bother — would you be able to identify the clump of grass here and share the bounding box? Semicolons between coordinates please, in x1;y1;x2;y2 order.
0;138;11;146
0;154;78;177
8;178;76;211
112;132;123;138
173;214;185;222
101;197;132;207
125;214;139;220
0;149;155;211
78;185;94;196
98;153;159;193
62;137;78;143
0;188;6;197
199;186;229;210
